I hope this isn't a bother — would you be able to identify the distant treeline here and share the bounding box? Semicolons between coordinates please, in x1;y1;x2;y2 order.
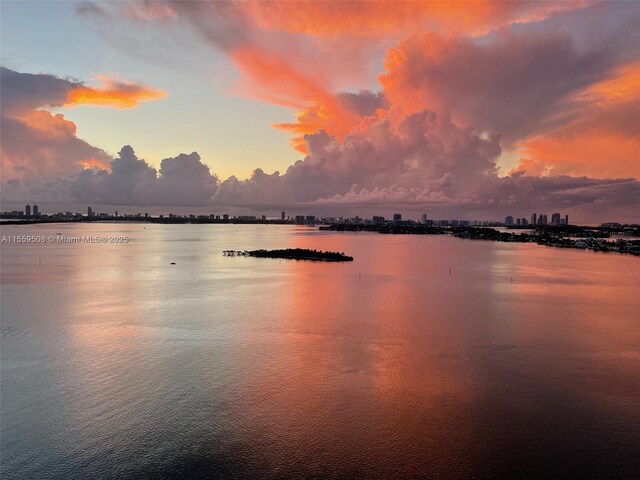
321;224;640;255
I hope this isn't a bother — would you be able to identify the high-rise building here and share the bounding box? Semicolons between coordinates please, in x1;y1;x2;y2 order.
516;218;521;226
540;214;548;225
531;213;537;226
281;211;285;220
25;204;31;217
565;214;569;226
420;213;428;225
87;206;94;218
505;216;514;226
372;216;385;225
551;212;561;225
33;204;39;217
393;213;402;223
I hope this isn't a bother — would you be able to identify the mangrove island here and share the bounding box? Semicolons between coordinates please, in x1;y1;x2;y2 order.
223;248;354;262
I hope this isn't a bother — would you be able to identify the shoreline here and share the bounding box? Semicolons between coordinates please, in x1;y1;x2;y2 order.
321;224;640;256
2;219;638;256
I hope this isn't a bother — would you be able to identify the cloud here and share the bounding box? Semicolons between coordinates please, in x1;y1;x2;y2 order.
156;152;219;205
513;61;640;178
212;106;638;220
337;91;388;117
379;31;617;144
70;145;157;205
4;2;639;223
80;1;589;40
0;67;166;199
372;3;640;182
316;174;640;224
0;111;111;184
212;106;498;206
66;74;167;109
287;108;502;199
75;1;590;150
0;67;80;115
272;89;384;154
0;68;111;192
211;97;638;223
70;146;218;206
76;1;381;151
0;67;166;113
7;58;637;221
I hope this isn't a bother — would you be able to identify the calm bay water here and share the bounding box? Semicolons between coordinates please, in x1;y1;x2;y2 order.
1;223;639;479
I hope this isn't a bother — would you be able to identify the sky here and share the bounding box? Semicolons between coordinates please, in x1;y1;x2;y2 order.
1;0;639;222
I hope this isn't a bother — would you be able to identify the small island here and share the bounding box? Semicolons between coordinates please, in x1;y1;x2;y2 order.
223;248;353;262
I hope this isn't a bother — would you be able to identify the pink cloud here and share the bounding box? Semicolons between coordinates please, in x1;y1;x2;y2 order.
4;1;639;223
0;67;165;200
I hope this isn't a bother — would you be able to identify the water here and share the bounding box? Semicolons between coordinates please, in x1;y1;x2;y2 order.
1;223;639;479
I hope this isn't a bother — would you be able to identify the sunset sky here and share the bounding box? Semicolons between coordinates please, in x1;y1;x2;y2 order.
1;0;639;222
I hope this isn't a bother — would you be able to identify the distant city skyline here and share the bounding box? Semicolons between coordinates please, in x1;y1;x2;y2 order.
8;203;624;229
0;200;633;226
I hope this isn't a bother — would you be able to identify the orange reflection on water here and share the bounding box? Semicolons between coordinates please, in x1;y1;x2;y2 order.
3;225;639;478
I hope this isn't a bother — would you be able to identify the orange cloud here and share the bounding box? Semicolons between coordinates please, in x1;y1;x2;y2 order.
232;46;362;152
231;47;333;109
514;62;640;179
241;1;587;37
66;75;167;109
97;0;589;39
516;133;640;179
1;110;111;183
78;157;109;170
273;103;362;154
577;61;640;105
114;1;586;156
16;110;78;138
